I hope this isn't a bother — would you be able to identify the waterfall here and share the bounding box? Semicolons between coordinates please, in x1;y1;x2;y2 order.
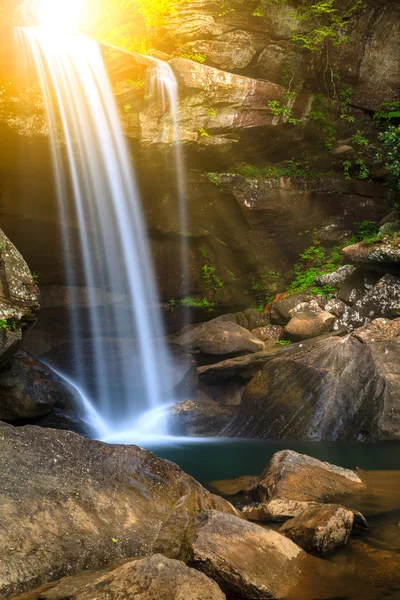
145;59;190;315
18;27;176;441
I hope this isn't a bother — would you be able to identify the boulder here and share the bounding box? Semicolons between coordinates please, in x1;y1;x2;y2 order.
251;325;283;342
279;504;354;554
0;351;78;422
175;319;265;355
336;275;400;331
323;298;348;318
170;399;236;436
270;294;307;325
74;555;226;600
243;498;316;523
187;510;310;600
342;241;400;271
315;265;356;288
0;227;40;362
338;268;368;306
244;308;270;331
245;450;365;504
284;310;336;341
225;319;400;441
0;423;238;598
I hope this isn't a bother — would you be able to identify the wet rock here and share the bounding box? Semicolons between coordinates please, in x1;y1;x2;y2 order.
175;319;265;356
251;325;283;342
188;509;309;600
285;310;336;341
342;241;400;271
336;274;400;331
243;498;316;523
74;555;226;600
315;265;356;288
0;350;77;422
171;399;236;436
279;504;354;554
0;424;238;598
225;319;400;441
247;451;365;504
0;228;40;361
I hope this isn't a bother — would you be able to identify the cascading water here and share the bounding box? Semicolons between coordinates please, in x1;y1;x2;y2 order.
18;27;176;441
145;59;190;312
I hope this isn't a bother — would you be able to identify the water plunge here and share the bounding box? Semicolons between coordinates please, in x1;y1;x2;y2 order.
18;28;181;441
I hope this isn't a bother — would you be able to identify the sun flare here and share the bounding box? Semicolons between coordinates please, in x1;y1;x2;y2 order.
37;0;84;30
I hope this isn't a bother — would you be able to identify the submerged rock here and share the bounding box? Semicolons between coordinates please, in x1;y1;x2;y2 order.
246;450;365;504
225;319;400;441
74;555;226;600
0;424;237;598
279;504;354;555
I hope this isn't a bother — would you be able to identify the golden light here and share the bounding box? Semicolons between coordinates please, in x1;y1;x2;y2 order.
36;0;85;30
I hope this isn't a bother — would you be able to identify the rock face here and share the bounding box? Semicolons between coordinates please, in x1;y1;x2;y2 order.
0;423;237;598
188;510;309;600
171;399;236;436
342;242;400;271
279;504;354;554
74;555;226;600
175;319;265;355
0;351;78;422
0;227;40;362
225;319;400;441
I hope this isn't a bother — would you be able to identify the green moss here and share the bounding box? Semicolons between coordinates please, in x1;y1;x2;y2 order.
234;160;323;180
198;246;208;259
206;173;222;186
274;339;292;346
0;319;19;331
179;52;207;64
202;264;224;289
169;297;215;312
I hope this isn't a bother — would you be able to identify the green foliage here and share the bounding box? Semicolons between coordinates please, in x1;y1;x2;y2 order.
235;160;323;180
123;103;132;113
310;94;336;150
179;52;207;63
169;297;215;312
288;241;344;296
198;246;208;259
342;159;370;181
206;173;222;185
375;102;400;124
0;319;18;331
251;270;281;312
351;130;368;148
207;108;217;117
267;99;300;126
376;125;400;192
274;339;292;346
201;265;224;289
356;220;380;240
337;84;355;123
198;128;209;139
32;271;40;284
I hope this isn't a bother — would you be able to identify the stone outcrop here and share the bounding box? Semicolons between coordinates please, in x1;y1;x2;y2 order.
342;241;400;271
285;308;336;341
74;555;226;600
0;423;238;598
0;227;40;362
225;319;400;441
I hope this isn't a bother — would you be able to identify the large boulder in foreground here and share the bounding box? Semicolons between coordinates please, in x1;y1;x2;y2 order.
0;423;237;598
0;227;40;362
225;319;400;441
188;510;310;600
176;319;265;356
75;555;226;600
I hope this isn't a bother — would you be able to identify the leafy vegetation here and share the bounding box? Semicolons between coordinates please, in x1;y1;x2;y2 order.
169;296;215;312
179;52;207;63
268;96;300;126
234;160;324;180
274;339;292;346
0;319;19;331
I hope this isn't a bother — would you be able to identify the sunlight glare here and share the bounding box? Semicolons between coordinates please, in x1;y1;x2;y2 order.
37;0;84;30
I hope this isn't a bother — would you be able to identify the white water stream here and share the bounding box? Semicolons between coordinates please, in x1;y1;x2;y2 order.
18;28;179;441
